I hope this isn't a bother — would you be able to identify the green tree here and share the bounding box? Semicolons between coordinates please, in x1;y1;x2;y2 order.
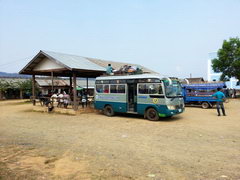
0;79;36;100
212;37;240;81
16;80;32;99
0;80;11;99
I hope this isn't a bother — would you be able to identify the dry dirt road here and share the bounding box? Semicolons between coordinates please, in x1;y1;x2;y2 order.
0;100;240;180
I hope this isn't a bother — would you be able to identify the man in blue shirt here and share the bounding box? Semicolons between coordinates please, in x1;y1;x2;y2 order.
212;88;226;116
106;64;113;75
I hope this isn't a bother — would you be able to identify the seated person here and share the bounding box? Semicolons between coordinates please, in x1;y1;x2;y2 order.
63;93;70;108
57;92;64;107
106;64;113;75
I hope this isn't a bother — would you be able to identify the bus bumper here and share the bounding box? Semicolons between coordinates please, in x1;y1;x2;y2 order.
160;108;184;117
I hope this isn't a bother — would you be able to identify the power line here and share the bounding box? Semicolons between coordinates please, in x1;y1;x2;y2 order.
0;55;34;68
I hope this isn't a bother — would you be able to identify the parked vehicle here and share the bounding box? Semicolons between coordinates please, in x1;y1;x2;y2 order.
182;82;226;108
94;74;184;120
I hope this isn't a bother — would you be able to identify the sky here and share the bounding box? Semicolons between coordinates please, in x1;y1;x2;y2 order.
0;0;239;79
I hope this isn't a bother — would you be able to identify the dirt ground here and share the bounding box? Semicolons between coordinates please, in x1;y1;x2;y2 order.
0;100;240;180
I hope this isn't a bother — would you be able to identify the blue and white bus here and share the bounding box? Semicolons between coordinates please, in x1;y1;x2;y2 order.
94;74;184;120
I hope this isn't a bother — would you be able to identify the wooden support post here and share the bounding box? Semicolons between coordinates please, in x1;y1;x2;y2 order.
32;75;36;106
51;71;54;93
69;76;72;94
86;78;88;107
73;72;77;111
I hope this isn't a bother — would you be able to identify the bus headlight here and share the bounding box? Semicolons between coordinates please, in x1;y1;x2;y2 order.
167;105;176;110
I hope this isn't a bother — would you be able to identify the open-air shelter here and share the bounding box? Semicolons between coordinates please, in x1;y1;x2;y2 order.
19;50;154;111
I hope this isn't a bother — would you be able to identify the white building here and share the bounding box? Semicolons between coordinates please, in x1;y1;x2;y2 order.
207;52;240;89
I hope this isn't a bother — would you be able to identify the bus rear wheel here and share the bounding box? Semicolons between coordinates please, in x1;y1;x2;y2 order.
146;108;159;121
104;105;115;117
201;102;210;109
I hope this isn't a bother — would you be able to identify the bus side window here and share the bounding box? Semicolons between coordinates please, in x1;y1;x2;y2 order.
139;84;147;94
118;85;125;93
96;85;103;93
110;85;117;93
149;84;158;94
110;85;125;93
104;85;109;93
148;84;163;94
139;84;162;94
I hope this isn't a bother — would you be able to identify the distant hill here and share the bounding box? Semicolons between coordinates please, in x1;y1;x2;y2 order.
0;72;31;78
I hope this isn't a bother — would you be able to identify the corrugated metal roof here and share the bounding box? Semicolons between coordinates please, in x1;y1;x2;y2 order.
42;50;155;73
42;50;106;71
35;78;95;87
87;57;155;74
19;50;156;76
76;79;95;87
0;77;95;88
35;79;69;86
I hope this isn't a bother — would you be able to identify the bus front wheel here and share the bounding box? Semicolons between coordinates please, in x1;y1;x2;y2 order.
201;102;210;109
104;105;115;117
146;108;159;121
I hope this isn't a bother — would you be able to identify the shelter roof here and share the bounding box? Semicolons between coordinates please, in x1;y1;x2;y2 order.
87;57;154;74
0;76;95;89
75;79;95;87
19;50;155;77
35;79;69;87
35;78;95;88
40;51;106;71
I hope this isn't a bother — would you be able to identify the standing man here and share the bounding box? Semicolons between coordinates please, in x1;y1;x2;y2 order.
212;88;226;116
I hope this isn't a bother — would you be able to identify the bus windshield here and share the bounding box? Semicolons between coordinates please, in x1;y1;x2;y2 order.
164;80;183;98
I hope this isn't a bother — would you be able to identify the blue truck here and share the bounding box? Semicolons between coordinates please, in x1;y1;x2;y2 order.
182;82;226;108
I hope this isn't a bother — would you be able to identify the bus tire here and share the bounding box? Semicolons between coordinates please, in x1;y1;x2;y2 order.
146;108;159;121
104;105;115;117
201;102;209;109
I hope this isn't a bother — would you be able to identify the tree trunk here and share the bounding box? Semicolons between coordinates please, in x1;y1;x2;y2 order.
20;89;23;99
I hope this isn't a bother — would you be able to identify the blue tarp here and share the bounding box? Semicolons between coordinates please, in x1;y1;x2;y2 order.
182;82;226;103
182;83;226;90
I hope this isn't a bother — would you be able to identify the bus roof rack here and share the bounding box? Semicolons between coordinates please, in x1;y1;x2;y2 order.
100;72;152;77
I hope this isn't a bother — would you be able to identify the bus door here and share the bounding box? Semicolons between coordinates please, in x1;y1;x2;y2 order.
127;83;137;112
